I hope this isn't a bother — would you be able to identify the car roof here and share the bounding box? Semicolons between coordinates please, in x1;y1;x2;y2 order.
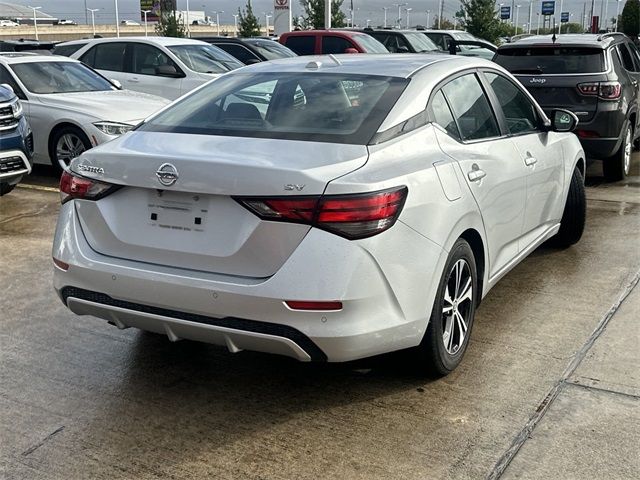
362;29;425;34
0;53;79;65
230;53;486;78
282;29;368;38
57;36;210;47
498;33;627;49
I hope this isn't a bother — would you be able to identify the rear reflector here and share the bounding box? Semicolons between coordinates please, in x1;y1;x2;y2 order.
52;257;69;271
236;186;408;240
285;301;343;311
60;170;119;204
576;129;601;138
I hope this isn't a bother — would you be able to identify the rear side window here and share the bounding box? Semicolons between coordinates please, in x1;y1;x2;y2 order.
83;43;127;72
441;74;500;141
494;47;605;74
616;44;637;72
485;72;540;134
430;90;460;139
53;43;86;57
284;36;315;55
322;36;355;54
215;43;259;64
131;43;176;75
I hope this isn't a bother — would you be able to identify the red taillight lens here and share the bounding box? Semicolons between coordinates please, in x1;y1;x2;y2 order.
236;186;408;239
285;301;343;311
577;81;621;100
59;170;118;204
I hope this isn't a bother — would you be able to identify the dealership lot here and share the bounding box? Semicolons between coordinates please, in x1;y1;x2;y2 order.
1;158;638;479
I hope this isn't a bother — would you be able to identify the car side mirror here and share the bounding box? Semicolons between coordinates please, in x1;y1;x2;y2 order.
110;79;122;90
155;65;183;78
344;47;359;54
245;58;261;65
550;109;578;132
0;83;14;93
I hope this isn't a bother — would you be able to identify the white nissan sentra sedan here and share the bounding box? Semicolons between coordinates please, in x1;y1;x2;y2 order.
52;54;586;375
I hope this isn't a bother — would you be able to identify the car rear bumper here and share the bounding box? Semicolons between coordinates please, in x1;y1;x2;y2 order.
53;201;446;362
578;137;621;160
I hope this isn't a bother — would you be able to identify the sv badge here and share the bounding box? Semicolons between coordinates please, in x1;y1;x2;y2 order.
284;184;305;191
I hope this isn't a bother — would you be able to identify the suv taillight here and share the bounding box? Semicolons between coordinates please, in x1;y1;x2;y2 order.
577;81;622;100
235;186;408;240
60;170;119;204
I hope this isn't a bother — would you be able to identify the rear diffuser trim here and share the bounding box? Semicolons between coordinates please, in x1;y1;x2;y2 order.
60;286;328;361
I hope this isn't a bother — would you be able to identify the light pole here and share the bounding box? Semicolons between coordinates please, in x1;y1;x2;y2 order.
393;3;407;28
114;0;120;37
536;11;541;34
185;0;191;37
604;0;609;30
405;7;412;28
426;10;430;27
366;18;371;27
142;9;151;36
232;13;238;36
84;0;88;24
559;0;564;32
87;8;99;37
615;0;621;31
515;4;521;33
214;11;223;35
382;7;388;27
438;0;443;29
528;0;532;33
325;0;331;28
264;12;272;36
27;6;41;40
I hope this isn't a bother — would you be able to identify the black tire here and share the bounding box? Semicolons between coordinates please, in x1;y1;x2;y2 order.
419;238;477;377
603;124;632;182
0;182;15;196
49;126;91;173
552;166;586;248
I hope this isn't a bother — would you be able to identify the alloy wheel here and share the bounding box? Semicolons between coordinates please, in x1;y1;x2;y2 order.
442;259;473;355
56;133;87;169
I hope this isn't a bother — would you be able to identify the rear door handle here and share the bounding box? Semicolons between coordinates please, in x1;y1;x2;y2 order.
524;156;538;166
467;168;486;182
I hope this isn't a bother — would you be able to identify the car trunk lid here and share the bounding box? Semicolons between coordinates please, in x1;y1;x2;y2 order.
72;132;369;278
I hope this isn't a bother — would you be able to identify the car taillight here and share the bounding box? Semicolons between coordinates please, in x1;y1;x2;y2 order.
236;186;408;240
59;170;118;204
577;81;621;100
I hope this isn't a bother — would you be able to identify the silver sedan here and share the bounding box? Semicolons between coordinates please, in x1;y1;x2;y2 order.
0;53;169;170
52;54;586;375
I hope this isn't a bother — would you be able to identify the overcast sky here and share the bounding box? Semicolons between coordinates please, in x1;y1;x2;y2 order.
5;1;620;28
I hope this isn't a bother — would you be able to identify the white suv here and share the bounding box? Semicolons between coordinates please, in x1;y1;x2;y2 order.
61;37;243;100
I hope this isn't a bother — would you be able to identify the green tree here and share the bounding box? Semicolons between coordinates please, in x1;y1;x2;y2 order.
620;0;640;37
299;0;346;29
238;0;261;37
460;0;502;43
155;0;186;38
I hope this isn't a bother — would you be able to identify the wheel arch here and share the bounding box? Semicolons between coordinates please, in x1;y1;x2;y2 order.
459;228;485;307
48;122;91;164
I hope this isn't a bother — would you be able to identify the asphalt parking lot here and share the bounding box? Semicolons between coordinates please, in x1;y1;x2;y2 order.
1;158;638;479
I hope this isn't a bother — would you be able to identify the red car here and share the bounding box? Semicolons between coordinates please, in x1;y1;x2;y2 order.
279;30;389;55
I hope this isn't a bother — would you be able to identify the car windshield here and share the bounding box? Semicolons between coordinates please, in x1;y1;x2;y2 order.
494;47;605;74
139;72;408;144
354;34;389;53
244;39;297;59
404;32;439;52
167;44;243;74
10;61;113;94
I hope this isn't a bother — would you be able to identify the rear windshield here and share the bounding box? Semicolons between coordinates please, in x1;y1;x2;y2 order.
404;32;440;52
244;39;296;59
494;47;605;74
139;72;408;145
353;34;389;54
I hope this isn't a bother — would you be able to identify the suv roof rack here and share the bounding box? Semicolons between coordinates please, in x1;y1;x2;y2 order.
597;32;626;42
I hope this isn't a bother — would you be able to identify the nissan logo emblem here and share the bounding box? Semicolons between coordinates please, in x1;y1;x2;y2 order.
156;163;179;187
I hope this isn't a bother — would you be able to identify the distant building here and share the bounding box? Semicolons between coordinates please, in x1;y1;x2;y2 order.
0;2;58;25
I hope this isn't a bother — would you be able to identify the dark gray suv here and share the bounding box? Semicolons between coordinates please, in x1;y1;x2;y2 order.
494;33;639;180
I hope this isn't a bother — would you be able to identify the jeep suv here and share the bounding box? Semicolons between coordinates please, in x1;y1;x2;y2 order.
494;33;640;180
0;84;32;195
